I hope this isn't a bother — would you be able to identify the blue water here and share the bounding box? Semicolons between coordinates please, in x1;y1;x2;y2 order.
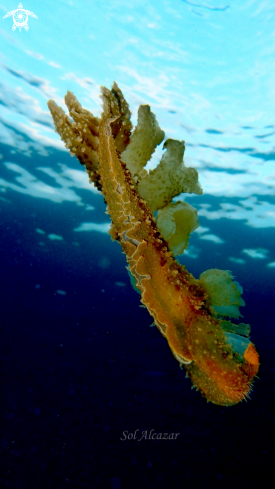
1;1;275;487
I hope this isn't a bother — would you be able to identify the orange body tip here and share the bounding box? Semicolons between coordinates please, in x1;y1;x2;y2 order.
244;343;259;367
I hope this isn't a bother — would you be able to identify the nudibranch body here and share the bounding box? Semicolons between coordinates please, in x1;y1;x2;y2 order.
48;83;259;406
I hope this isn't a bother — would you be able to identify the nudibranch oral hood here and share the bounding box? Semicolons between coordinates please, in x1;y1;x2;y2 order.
48;82;259;406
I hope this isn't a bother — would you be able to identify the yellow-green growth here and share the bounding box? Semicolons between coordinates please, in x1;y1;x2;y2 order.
156;201;199;256
200;269;245;318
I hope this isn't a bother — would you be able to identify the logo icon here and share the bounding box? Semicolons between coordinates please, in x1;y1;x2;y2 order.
3;3;38;31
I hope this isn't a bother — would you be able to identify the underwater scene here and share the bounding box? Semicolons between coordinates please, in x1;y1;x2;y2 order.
1;0;275;487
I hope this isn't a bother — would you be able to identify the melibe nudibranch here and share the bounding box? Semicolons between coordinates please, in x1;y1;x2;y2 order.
48;83;259;406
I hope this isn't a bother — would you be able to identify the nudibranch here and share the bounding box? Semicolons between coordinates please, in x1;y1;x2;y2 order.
48;83;259;406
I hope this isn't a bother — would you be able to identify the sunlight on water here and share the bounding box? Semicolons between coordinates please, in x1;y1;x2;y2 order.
1;0;275;270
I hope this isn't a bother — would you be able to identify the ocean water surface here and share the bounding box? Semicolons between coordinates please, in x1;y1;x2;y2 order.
1;1;275;487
